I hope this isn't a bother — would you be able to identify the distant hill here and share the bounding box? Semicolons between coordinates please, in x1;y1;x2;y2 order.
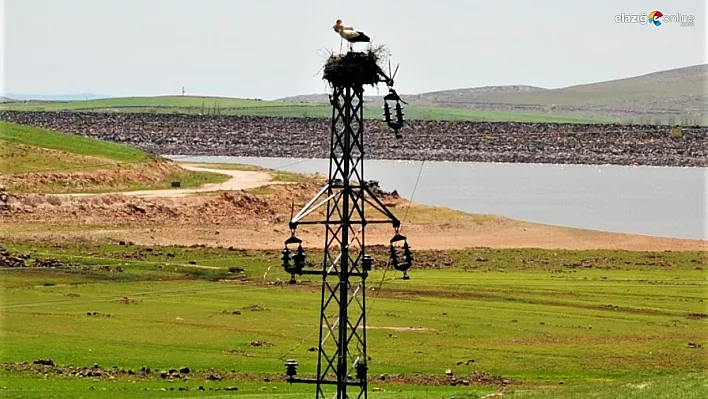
0;97;16;103
5;93;110;101
280;64;707;123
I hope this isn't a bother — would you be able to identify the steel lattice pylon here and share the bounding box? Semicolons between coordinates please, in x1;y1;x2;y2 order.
281;82;409;398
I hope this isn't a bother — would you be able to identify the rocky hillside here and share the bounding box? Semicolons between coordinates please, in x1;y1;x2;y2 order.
3;111;706;167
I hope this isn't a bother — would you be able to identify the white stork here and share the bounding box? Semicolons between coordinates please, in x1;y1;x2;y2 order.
333;19;370;52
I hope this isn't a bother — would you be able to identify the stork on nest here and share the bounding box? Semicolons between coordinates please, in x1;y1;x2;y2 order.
332;19;370;52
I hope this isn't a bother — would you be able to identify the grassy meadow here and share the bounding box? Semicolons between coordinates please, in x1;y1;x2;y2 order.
1;240;706;398
0;96;601;123
1;108;706;398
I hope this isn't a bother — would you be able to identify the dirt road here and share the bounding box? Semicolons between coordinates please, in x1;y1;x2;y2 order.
124;165;275;198
67;165;276;198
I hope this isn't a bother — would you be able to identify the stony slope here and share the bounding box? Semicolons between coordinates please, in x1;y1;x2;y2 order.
3;111;705;167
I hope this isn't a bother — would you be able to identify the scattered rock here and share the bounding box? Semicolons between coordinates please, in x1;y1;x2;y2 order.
33;359;55;367
687;313;708;320
128;204;146;214
243;304;268;312
117;296;137;304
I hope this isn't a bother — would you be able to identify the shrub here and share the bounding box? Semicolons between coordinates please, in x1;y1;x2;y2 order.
669;128;683;138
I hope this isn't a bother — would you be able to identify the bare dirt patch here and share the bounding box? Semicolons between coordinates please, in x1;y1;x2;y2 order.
1;178;705;251
1;189;282;226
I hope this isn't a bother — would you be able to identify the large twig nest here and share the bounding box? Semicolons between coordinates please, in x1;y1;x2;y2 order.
323;45;389;88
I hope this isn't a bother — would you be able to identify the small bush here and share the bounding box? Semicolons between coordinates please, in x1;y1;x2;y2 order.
669;128;683;138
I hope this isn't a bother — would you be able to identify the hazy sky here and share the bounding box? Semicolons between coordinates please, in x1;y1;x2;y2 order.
2;0;706;99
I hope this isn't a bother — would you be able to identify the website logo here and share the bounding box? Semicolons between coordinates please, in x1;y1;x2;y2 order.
614;10;695;27
648;10;663;26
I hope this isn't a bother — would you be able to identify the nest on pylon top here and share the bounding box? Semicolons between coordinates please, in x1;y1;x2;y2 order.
323;45;389;88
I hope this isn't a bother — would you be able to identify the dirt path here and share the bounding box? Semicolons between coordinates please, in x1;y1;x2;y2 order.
125;165;274;198
66;165;275;198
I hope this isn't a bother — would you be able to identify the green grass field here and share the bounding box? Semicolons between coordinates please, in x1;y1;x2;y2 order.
0;121;229;193
1;240;706;398
0;96;602;123
0;120;151;165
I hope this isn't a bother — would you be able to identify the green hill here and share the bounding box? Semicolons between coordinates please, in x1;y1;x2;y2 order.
407;64;707;122
1;121;151;169
4;64;705;124
281;64;708;125
0;121;226;192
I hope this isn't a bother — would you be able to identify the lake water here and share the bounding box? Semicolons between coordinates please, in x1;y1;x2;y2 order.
168;155;707;240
